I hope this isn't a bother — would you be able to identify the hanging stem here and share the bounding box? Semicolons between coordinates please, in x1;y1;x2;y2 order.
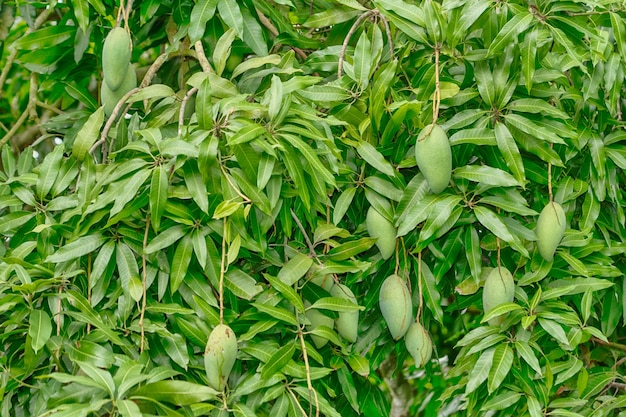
338;10;374;78
219;218;227;324
87;253;92;334
140;217;151;353
548;145;554;203
416;251;423;323
432;45;441;124
298;323;320;417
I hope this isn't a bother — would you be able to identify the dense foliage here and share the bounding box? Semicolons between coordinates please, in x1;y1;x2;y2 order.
2;0;626;416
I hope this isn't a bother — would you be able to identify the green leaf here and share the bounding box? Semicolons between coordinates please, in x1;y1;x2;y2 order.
278;253;314;286
353;31;372;88
218;0;244;39
116;242;139;296
482;390;522;411
252;303;298;326
225;269;263;300
487;11;534;57
131;380;219;405
241;7;268;56
150;166;168;232
473;205;515;242
171;234;194;294
28;309;52;353
454;165;520;187
309;297;363;312
495;122;525;187
144;225;186;254
481;303;523;324
265;274;305;313
117;399;142;417
261;343;296;379
333;187;357;225
449;128;496;146
514;341;542;375
487;343;513;393
110;169;151;217
162;333;190;370
466;347;495;394
13;25;76;49
73;107;104;161
326;238;377;261
189;0;218;43
46;233;106;263
420;259;444;325
538;319;569;346
78;361;115;397
355;140;396;177
37;144;64;201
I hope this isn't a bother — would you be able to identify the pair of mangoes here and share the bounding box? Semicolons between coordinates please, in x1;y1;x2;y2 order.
379;274;432;367
205;324;238;391
306;275;359;347
101;27;136;116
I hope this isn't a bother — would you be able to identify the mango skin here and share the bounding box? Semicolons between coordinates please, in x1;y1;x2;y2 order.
205;324;238;391
414;124;452;194
305;307;334;348
101;65;137;116
366;206;396;260
535;202;566;262
331;284;359;343
482;267;515;326
405;322;432;368
103;27;132;91
379;274;412;340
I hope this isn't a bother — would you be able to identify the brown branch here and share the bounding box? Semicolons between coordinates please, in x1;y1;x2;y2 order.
178;86;198;135
194;41;212;73
255;10;307;60
338;10;374;78
220;218;227;324
298;325;320;417
290;208;317;259
592;337;626;353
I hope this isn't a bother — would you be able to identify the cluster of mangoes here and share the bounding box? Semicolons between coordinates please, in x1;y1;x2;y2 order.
101;27;136;116
379;274;433;367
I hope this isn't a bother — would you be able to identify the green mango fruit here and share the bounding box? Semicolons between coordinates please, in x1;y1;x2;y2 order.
366;206;396;260
379;274;412;340
102;27;132;91
331;284;359;343
482;267;515;326
101;64;137;116
405;322;432;368
414;124;452;194
535;201;566;262
204;324;238;391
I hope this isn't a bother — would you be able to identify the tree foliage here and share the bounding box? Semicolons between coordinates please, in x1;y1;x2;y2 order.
2;0;626;416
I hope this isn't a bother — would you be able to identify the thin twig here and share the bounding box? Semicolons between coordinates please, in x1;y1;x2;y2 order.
291;208;317;259
255;10;308;60
178;86;198;135
220;163;252;203
220;218;227;324
298;325;320;417
379;14;394;59
194;41;212;73
417;251;423;323
89;87;140;159
140;217;151;353
432;45;441;123
548;146;553;202
0;108;29;149
87;253;92;333
592;337;626;353
338;10;374;78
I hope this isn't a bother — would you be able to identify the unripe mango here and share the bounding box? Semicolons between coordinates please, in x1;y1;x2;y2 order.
535;202;566;262
366;206;396;260
331;284;359;343
305;305;334;348
404;322;432;368
482;267;515;326
103;27;132;91
204;324;238;391
379;274;412;340
414;124;452;194
101;65;137;116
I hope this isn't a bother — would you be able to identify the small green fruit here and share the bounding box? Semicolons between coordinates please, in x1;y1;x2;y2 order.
102;27;132;91
204;324;238;391
366;206;397;260
415;124;452;194
305;305;334;348
482;267;515;326
379;274;412;340
331;284;359;343
535;202;566;262
405;322;432;368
